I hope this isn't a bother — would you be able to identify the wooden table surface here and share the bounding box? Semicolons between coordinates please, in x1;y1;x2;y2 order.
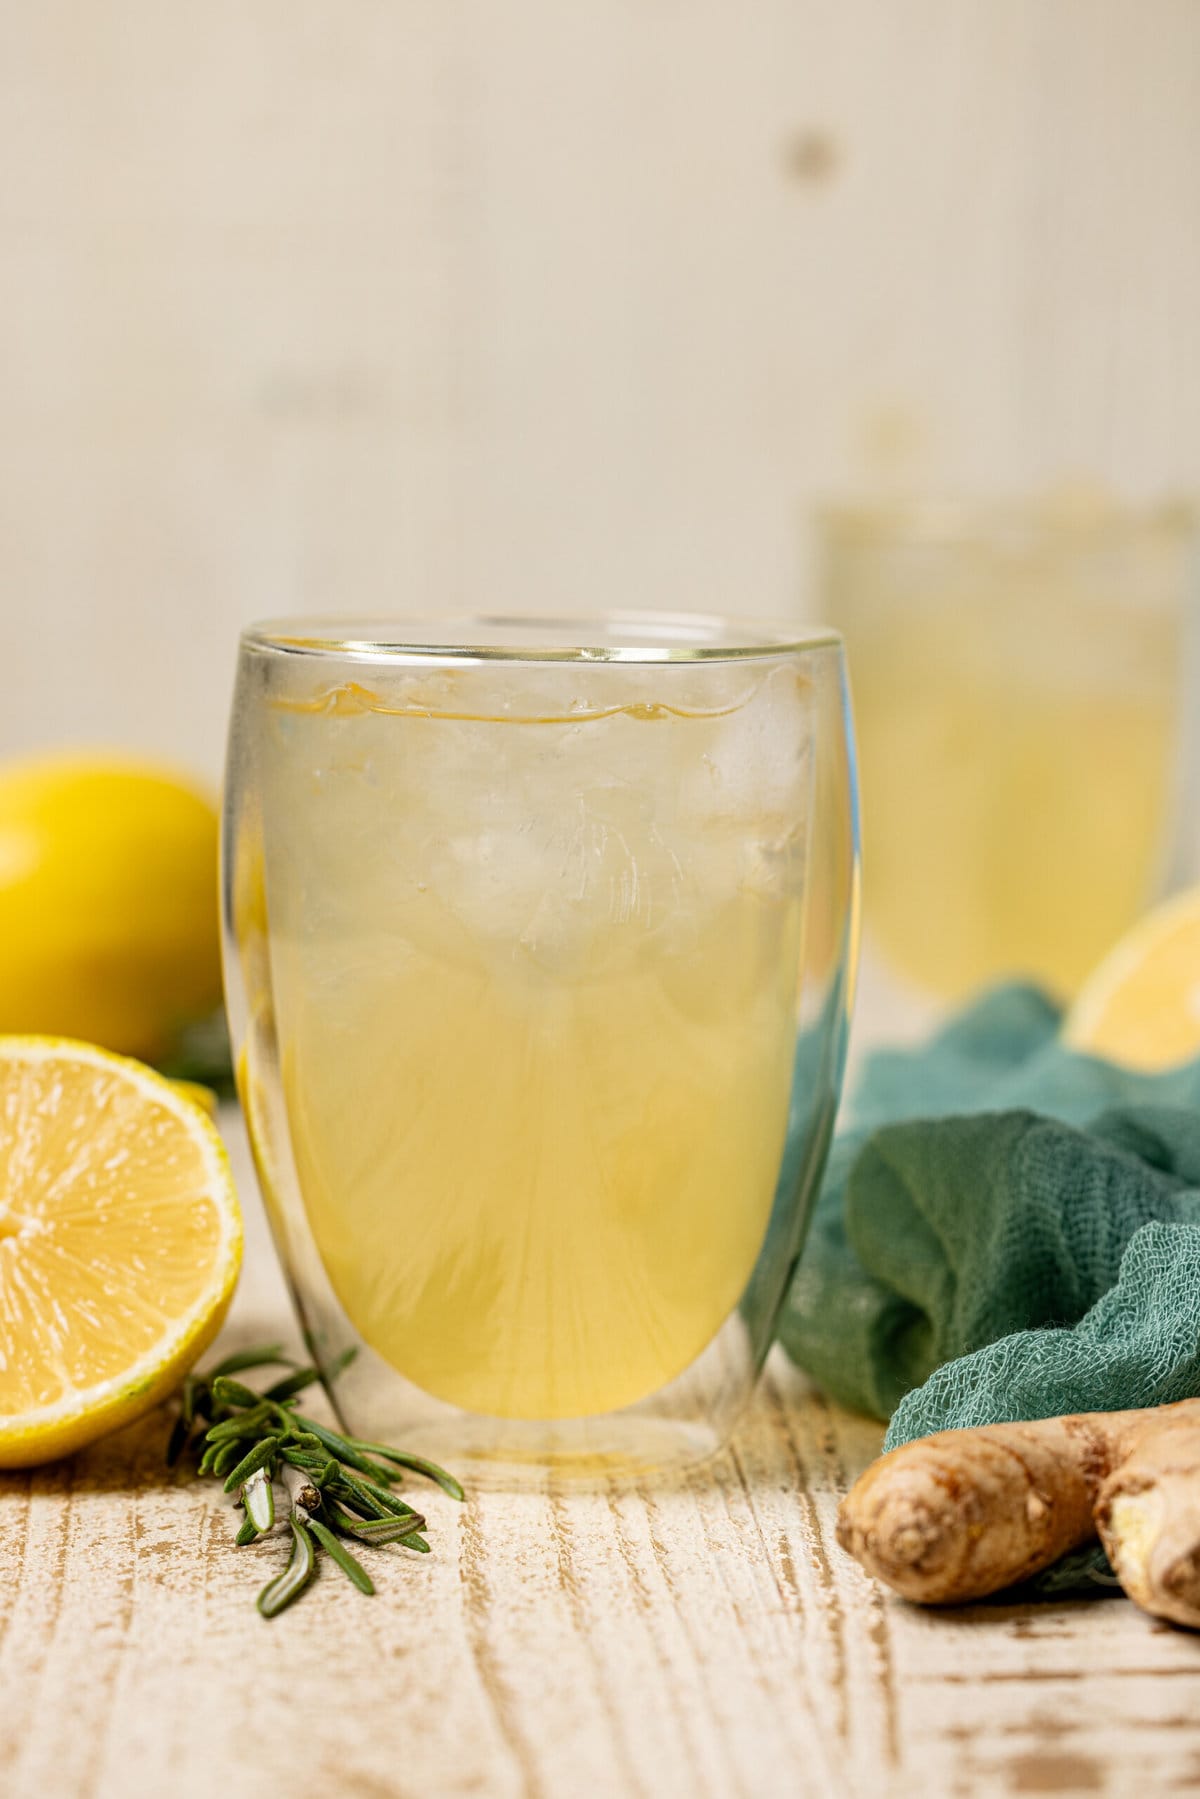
3;1107;1200;1799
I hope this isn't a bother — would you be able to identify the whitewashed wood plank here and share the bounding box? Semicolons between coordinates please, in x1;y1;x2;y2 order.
2;3;1199;772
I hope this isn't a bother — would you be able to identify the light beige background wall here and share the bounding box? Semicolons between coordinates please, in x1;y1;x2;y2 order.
3;1;1199;779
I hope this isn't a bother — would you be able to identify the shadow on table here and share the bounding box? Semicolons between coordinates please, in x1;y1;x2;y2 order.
0;1341;881;1508
0;1407;183;1502
0;1320;307;1501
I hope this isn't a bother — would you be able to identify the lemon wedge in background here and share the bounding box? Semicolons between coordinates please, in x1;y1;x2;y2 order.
0;753;222;1061
1064;886;1200;1072
0;1038;242;1467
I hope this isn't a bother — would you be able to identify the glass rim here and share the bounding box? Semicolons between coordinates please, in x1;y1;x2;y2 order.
815;493;1199;549
239;611;843;665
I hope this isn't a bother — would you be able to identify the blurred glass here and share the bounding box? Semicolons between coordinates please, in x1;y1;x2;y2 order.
818;494;1199;1002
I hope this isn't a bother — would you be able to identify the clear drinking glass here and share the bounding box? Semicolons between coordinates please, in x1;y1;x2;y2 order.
818;496;1199;1004
222;614;859;1482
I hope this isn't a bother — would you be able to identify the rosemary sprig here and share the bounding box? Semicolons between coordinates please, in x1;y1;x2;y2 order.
167;1344;463;1617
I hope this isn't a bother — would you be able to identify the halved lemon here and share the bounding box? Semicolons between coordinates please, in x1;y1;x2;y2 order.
0;1038;242;1467
1064;886;1200;1072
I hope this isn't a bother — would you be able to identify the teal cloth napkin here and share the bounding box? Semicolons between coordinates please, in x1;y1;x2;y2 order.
779;988;1200;1517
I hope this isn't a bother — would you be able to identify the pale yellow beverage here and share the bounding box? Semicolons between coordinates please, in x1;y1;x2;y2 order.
822;499;1192;1000
256;661;813;1420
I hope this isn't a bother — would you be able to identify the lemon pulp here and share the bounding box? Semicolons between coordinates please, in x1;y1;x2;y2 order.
0;1038;241;1465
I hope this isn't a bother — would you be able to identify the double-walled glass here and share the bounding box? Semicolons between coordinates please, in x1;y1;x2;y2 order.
223;615;859;1481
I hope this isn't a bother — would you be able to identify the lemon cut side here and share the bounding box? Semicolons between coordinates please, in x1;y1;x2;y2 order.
1064;885;1200;1073
0;1038;242;1467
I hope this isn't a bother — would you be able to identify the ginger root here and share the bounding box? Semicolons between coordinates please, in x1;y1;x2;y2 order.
1095;1405;1200;1628
837;1399;1200;1627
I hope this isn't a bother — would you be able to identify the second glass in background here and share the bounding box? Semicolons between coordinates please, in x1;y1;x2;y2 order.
819;495;1198;1004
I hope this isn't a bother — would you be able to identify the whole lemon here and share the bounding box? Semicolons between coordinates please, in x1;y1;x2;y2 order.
0;752;222;1060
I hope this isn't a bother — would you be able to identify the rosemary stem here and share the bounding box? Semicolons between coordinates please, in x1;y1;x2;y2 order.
281;1462;320;1518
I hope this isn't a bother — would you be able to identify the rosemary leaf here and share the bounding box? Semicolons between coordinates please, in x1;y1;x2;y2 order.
279;1446;339;1487
243;1466;276;1533
213;1439;247;1479
292;1416;395;1482
211;1376;267;1411
278;1445;324;1472
263;1365;324;1404
330;1471;404;1521
331;1503;427;1545
257;1518;316;1619
205;1404;273;1444
209;1344;290;1380
282;1431;332;1458
349;1473;425;1518
222;1434;282;1495
235;1517;260;1548
308;1518;375;1595
352;1443;466;1502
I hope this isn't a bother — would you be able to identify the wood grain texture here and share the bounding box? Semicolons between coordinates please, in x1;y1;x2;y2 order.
2;2;1200;776
3;1110;1200;1799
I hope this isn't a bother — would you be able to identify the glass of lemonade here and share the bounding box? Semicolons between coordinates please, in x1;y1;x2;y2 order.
819;497;1198;1004
223;614;859;1480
